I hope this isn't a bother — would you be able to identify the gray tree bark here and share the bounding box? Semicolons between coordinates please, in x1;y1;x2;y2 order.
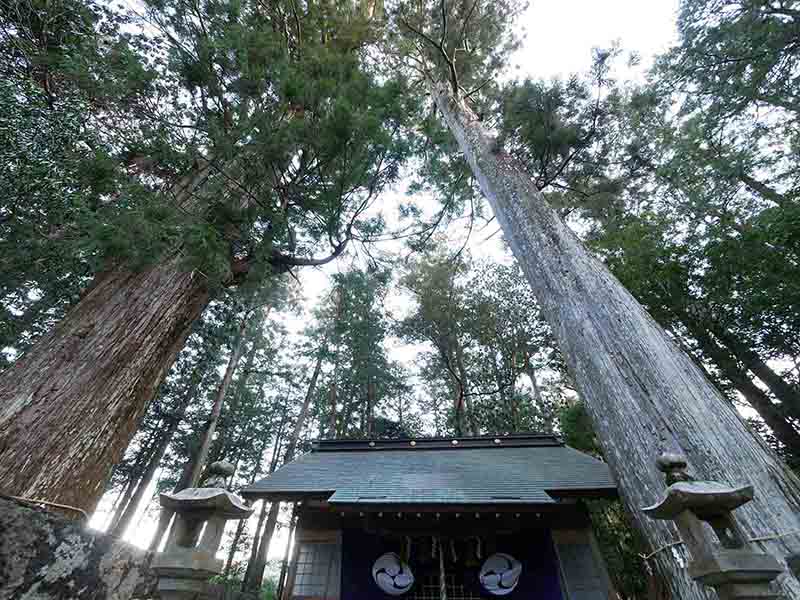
431;81;800;599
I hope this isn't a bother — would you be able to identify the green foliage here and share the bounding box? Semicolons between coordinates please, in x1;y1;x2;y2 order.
0;0;418;362
309;266;415;439
0;76;98;361
558;402;601;457
399;248;564;436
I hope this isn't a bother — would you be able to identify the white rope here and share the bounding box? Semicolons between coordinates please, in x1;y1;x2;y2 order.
640;530;800;561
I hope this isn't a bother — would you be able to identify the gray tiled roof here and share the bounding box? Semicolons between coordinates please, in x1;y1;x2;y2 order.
242;436;616;505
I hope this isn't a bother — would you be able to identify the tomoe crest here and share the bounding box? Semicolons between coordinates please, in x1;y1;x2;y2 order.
479;553;522;595
372;552;415;595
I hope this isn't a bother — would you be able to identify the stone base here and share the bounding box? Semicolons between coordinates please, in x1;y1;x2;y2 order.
689;549;783;600
156;576;219;600
152;548;223;579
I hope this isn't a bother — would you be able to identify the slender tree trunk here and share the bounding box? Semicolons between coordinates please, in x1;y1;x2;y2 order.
366;379;376;436
284;353;323;462
454;340;478;436
243;500;270;588
688;325;800;458
239;407;289;586
216;308;270;460
523;351;544;406
107;474;139;533
188;317;249;487
223;437;270;577
147;424;204;552
148;316;252;549
275;507;297;600
110;406;187;539
244;352;323;591
107;425;163;530
328;382;338;437
0;258;209;512
709;324;800;418
431;82;800;599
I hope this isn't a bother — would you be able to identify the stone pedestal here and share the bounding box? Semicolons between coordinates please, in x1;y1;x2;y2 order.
642;454;784;600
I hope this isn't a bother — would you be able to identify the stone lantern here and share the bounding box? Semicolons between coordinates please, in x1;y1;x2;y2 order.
643;453;784;600
153;461;254;600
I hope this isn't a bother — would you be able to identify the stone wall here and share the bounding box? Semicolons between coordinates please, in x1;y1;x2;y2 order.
0;495;157;600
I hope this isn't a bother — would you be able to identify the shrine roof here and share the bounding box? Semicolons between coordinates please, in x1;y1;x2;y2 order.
242;434;617;506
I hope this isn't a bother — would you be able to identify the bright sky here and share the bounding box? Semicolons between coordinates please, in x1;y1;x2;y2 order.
91;0;681;573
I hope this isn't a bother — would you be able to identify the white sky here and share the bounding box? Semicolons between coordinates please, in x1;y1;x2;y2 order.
91;0;681;571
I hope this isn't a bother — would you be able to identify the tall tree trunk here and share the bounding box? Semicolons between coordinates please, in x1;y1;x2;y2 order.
106;425;163;530
328;381;338;437
0;258;209;512
709;323;800;418
188;317;249;487
431;82;800;599
453;339;478;436
244;502;281;592
687;324;800;459
224;437;270;577
107;473;139;533
275;507;297;600
522;350;544;407
239;406;289;585
243;499;270;588
366;379;376;436
244;352;323;591
109;403;188;539
144;371;208;551
148;316;252;550
215;308;270;460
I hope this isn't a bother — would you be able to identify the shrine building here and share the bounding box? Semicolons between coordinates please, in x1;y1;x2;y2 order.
243;434;619;600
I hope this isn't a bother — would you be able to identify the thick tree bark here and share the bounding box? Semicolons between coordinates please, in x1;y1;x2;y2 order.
431;82;800;599
0;258;209;513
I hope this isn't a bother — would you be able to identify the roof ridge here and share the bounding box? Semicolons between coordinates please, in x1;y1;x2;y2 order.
312;434;562;452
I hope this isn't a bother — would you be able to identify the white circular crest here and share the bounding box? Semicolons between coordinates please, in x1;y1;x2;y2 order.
372;552;415;595
479;553;522;595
